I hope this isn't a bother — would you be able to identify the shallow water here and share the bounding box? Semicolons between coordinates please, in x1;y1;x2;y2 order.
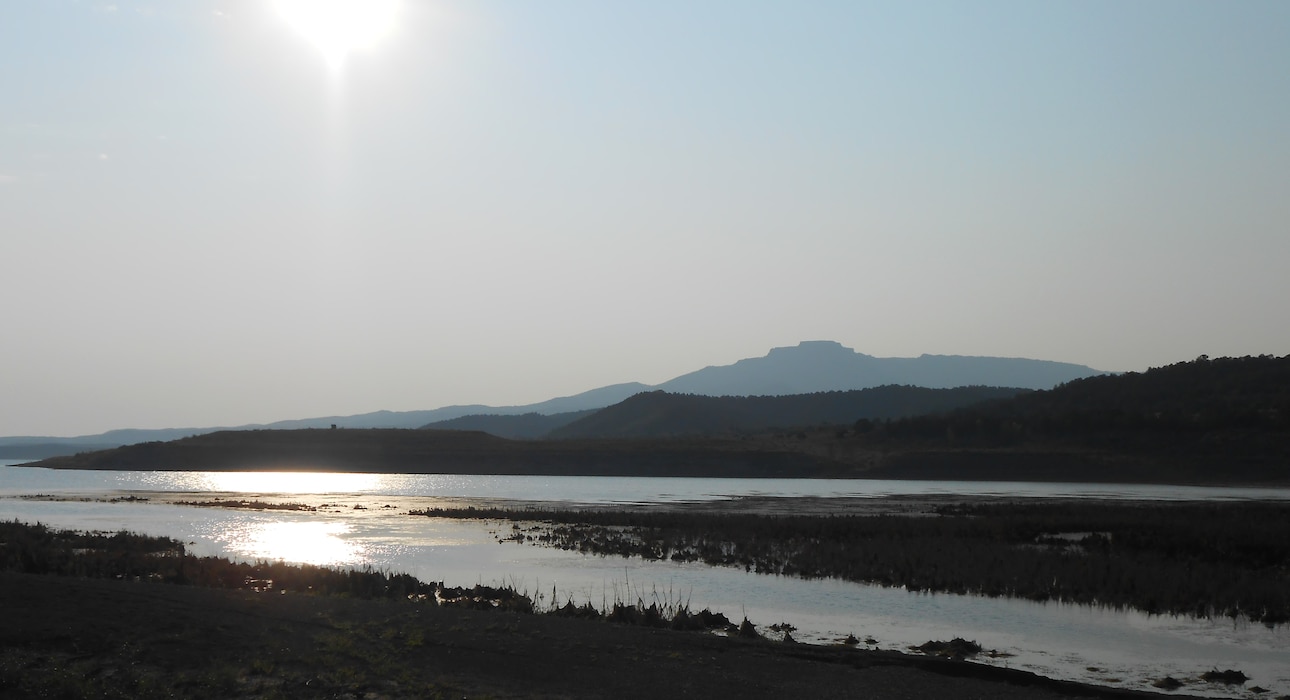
6;464;1290;502
3;463;1288;697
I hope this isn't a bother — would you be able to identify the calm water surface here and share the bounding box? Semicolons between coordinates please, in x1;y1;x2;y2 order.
6;464;1290;502
3;462;1288;697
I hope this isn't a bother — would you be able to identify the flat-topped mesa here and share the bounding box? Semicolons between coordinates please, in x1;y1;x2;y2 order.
658;342;1106;396
766;340;864;357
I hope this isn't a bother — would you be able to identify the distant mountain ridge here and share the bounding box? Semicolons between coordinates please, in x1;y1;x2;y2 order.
0;342;1106;458
423;410;599;439
0;384;650;458
547;386;1030;439
28;355;1289;484
656;341;1103;396
423;342;1103;439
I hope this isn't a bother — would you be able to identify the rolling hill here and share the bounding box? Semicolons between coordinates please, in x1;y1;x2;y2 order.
419;410;597;439
25;429;850;478
843;354;1290;483
547;386;1028;439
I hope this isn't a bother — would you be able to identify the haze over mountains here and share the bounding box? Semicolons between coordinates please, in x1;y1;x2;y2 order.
30;354;1289;484
0;342;1106;458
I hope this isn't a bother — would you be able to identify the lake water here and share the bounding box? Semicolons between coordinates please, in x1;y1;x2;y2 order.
3;460;1288;697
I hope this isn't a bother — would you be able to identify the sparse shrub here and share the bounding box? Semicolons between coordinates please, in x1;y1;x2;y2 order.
914;638;982;659
1201;669;1248;684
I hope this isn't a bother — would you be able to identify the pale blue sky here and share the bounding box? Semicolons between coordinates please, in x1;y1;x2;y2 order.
2;0;1288;436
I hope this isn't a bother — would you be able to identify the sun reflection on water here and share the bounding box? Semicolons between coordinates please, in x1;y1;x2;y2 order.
200;471;382;495
219;520;364;567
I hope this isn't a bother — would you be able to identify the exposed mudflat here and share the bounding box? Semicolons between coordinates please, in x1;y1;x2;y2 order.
34;489;1093;516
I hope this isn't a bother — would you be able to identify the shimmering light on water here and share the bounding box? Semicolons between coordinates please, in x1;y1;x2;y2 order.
214;520;364;567
195;471;382;495
6;463;1289;502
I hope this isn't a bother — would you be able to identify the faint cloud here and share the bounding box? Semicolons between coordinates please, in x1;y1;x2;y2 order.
98;153;110;160
0;174;16;185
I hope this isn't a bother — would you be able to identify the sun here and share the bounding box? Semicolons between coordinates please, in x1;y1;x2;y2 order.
274;0;400;68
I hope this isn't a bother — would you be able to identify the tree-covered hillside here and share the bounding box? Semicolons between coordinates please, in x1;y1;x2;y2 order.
421;410;597;439
871;355;1289;444
549;386;1029;439
821;355;1290;483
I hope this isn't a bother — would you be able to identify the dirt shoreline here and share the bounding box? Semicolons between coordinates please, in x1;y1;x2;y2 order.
0;570;1187;699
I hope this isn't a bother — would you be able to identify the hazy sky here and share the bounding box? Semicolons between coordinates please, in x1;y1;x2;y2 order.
3;1;1288;437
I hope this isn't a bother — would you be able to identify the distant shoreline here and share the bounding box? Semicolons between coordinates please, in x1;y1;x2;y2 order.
15;428;1290;486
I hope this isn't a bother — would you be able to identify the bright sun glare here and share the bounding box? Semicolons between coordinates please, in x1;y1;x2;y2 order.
201;471;381;494
274;0;399;68
236;521;362;566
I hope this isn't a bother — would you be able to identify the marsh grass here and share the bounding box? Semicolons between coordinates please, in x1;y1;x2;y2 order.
0;519;758;641
0;519;440;600
416;501;1290;623
174;498;318;511
0;522;901;700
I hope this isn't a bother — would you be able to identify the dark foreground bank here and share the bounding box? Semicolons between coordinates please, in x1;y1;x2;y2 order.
0;571;1188;700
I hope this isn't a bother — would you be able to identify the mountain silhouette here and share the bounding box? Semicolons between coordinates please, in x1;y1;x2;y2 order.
1;342;1104;458
656;341;1103;395
547;386;1029;439
421;410;597;439
423;342;1102;438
